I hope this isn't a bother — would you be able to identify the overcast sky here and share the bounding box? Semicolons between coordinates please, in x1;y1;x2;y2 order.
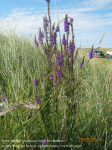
0;0;112;48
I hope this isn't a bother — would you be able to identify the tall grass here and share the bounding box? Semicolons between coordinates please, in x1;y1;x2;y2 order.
0;0;112;150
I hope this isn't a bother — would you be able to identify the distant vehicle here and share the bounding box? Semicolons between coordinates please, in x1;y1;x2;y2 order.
106;49;112;56
87;50;105;58
106;55;112;59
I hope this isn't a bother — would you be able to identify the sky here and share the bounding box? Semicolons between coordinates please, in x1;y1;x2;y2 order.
0;0;112;49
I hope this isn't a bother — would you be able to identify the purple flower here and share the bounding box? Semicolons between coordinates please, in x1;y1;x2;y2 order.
33;78;38;86
62;34;67;46
68;41;75;53
38;28;45;43
56;52;64;66
50;74;54;80
36;100;41;104
0;105;1;109
43;15;49;34
88;45;94;59
56;71;63;78
2;98;6;103
52;22;55;31
80;56;85;68
49;32;57;45
70;18;74;22
43;139;46;145
80;62;84;68
35;35;39;48
64;14;70;33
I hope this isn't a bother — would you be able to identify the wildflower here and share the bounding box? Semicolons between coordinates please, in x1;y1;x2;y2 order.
80;56;85;68
56;71;63;78
52;22;55;31
43;15;49;36
50;74;54;80
80;62;84;68
70;18;74;23
35;35;39;48
49;31;57;45
62;34;67;46
64;14;70;34
55;25;59;32
88;45;94;59
2;98;6;103
36;99;41;104
56;52;64;66
36;94;41;105
43;139;46;145
38;28;45;44
68;40;75;53
33;78;38;86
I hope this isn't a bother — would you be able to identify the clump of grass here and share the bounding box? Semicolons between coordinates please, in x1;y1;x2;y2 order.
0;0;112;150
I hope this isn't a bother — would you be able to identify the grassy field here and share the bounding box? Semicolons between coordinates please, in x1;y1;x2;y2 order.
0;0;112;150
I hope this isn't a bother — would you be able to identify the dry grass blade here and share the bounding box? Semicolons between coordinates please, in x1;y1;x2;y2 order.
0;103;39;116
99;32;106;45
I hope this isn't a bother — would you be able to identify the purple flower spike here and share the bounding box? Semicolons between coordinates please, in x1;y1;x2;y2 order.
88;45;94;59
70;18;74;22
43;139;46;145
56;52;64;66
38;28;45;44
80;56;85;68
68;41;75;53
33;78;38;86
35;35;39;48
80;62;84;68
62;34;67;46
64;14;70;34
2;98;6;103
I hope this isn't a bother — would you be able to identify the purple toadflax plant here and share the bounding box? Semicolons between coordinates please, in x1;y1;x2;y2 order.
33;0;95;147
